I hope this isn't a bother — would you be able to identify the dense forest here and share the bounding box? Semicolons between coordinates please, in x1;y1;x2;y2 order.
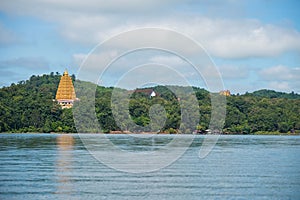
0;72;299;134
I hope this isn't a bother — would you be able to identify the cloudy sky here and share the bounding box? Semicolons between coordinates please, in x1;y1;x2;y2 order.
0;0;299;93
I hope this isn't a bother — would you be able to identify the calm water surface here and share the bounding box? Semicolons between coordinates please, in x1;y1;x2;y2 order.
0;134;299;199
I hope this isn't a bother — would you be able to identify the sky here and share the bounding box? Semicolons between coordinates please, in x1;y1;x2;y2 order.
0;0;299;94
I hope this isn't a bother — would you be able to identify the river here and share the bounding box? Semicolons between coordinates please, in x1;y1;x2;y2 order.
0;134;299;199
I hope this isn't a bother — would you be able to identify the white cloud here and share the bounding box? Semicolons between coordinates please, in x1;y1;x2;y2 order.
152;17;300;58
73;51;120;83
257;65;300;93
149;55;186;66
268;81;290;91
0;0;176;19
1;1;300;59
0;22;17;45
73;52;191;85
259;65;300;81
73;51;119;69
113;64;193;89
0;57;50;86
0;57;50;70
217;65;250;79
73;51;223;90
148;55;206;82
59;17;300;59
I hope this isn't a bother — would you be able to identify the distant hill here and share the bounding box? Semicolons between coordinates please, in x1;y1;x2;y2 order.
0;72;299;134
245;89;300;99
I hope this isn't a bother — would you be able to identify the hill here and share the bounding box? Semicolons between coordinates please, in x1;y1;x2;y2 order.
0;73;299;134
246;89;300;99
0;73;76;133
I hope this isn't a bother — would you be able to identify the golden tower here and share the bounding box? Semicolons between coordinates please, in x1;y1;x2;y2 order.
55;69;76;108
219;90;231;96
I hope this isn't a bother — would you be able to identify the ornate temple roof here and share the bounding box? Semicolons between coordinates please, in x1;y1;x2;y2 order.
55;69;76;100
219;90;231;96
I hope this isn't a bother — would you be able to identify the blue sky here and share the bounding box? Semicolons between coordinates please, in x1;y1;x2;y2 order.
0;0;299;93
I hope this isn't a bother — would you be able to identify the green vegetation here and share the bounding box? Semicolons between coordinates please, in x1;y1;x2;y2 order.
0;73;76;133
246;89;300;99
0;73;299;134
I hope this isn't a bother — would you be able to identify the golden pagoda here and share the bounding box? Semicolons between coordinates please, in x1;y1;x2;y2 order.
219;90;231;96
55;69;76;109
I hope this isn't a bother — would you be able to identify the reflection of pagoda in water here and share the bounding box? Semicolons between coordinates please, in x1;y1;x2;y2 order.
56;135;74;194
55;69;77;109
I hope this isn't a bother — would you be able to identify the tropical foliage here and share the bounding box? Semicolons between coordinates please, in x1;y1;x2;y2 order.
0;73;299;134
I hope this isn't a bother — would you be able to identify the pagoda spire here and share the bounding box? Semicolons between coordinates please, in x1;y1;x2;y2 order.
55;69;77;108
63;69;68;75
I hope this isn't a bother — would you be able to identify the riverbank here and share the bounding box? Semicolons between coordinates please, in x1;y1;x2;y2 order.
1;131;299;135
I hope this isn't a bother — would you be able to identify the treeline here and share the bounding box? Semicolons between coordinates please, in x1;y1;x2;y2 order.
0;73;76;133
246;89;300;99
0;73;299;134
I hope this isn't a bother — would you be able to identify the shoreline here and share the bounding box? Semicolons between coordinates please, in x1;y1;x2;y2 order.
1;132;299;136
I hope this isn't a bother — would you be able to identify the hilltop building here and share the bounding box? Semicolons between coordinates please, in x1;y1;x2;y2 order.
219;90;231;96
133;88;157;98
55;69;77;109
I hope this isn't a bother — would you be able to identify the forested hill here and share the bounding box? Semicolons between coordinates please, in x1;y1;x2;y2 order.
0;72;299;134
246;89;300;99
0;73;75;133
